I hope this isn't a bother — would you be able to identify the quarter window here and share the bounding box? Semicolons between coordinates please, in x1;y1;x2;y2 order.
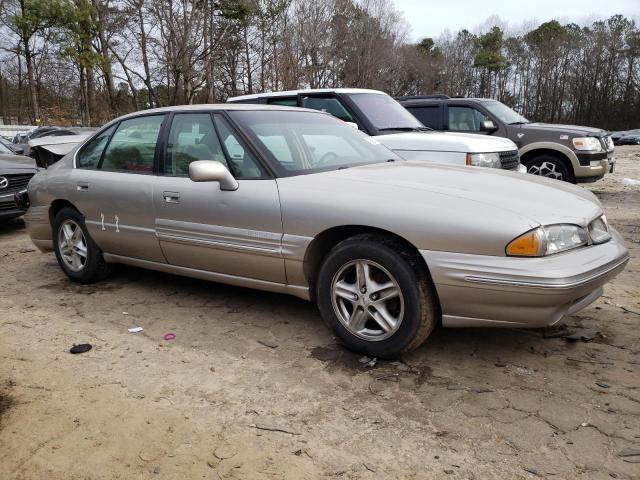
76;125;116;169
448;106;489;132
100;115;164;173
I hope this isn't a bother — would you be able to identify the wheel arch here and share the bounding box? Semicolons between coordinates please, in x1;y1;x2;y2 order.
303;225;432;302
519;143;578;172
49;199;80;226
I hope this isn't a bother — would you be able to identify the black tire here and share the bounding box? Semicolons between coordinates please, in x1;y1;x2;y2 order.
524;154;575;183
316;234;439;359
52;207;112;283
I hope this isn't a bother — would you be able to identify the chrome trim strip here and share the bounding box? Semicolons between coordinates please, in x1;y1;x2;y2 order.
464;255;629;290
157;232;281;255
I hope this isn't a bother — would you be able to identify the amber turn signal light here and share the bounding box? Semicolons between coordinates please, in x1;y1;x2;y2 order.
506;228;545;257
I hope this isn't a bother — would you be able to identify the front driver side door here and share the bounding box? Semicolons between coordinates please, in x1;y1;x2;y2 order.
153;112;286;283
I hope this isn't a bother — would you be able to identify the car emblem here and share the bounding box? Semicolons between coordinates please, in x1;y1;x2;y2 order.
0;176;8;189
517;133;525;139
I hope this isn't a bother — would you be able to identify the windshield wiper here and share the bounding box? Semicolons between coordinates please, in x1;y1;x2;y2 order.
378;126;431;132
508;121;529;125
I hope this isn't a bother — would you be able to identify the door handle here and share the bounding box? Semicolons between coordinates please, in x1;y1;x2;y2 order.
163;191;180;203
77;181;89;191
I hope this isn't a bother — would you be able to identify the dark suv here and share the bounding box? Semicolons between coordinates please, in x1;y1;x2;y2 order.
397;95;615;183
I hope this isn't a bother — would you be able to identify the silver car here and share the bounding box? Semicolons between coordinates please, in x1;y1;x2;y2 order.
24;105;629;358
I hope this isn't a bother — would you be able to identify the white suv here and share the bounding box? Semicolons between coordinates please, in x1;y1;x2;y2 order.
227;88;525;172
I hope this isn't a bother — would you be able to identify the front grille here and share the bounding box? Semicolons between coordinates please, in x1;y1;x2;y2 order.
0;198;18;212
0;173;34;193
499;150;520;170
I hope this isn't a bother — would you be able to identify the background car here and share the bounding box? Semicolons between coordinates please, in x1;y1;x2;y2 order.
228;89;524;172
0;141;38;221
23;105;628;358
615;129;640;145
397;95;615;183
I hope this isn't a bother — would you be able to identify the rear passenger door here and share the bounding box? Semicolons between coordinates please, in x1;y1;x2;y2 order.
71;114;166;262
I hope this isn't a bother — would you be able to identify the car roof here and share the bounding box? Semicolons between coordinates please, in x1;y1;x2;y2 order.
228;88;386;102
400;97;498;104
107;103;327;125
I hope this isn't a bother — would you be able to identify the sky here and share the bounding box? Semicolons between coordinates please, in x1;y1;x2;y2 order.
394;0;640;40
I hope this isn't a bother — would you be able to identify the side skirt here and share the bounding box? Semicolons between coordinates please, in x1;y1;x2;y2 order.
102;253;311;301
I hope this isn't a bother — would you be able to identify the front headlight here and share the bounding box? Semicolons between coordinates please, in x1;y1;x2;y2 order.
572;137;603;152
466;152;501;168
506;224;588;257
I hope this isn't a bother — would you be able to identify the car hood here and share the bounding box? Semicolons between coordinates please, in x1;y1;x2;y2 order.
0;154;37;171
29;134;90;156
376;131;517;153
517;122;607;137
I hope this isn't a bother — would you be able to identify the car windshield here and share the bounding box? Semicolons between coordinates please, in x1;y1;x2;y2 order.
483;101;529;124
346;92;424;131
230;110;402;176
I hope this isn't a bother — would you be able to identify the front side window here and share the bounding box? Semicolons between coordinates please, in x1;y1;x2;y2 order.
214;115;265;178
76;125;116;169
165;113;227;176
230;110;400;176
300;96;354;122
448;106;488;132
164;113;265;179
101;115;164;173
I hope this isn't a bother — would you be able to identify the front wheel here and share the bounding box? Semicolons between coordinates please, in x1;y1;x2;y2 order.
52;207;112;283
525;154;574;183
316;235;439;359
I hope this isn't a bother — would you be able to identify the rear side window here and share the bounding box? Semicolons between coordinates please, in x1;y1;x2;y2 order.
267;97;297;106
76;125;116;169
100;115;165;173
300;96;354;122
407;106;440;129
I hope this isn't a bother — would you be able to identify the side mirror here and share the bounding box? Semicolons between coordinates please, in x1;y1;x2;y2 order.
188;160;238;191
480;120;498;132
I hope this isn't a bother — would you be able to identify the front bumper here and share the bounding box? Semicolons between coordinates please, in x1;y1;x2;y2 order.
421;228;629;328
0;191;26;221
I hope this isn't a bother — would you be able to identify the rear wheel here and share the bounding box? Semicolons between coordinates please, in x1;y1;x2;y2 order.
52;207;111;283
525;154;574;183
316;235;438;359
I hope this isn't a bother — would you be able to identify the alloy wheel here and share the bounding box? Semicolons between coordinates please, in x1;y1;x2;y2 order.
331;259;404;341
57;219;88;272
528;161;563;180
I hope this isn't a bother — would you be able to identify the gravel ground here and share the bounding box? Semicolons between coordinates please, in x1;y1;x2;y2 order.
1;147;639;480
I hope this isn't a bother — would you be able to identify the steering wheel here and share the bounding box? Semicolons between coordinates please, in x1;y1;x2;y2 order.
317;151;338;166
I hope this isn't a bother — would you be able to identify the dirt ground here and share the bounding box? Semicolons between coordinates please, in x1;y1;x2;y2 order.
1;148;639;480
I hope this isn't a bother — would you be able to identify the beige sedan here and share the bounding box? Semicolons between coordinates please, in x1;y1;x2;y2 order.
23;105;629;358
